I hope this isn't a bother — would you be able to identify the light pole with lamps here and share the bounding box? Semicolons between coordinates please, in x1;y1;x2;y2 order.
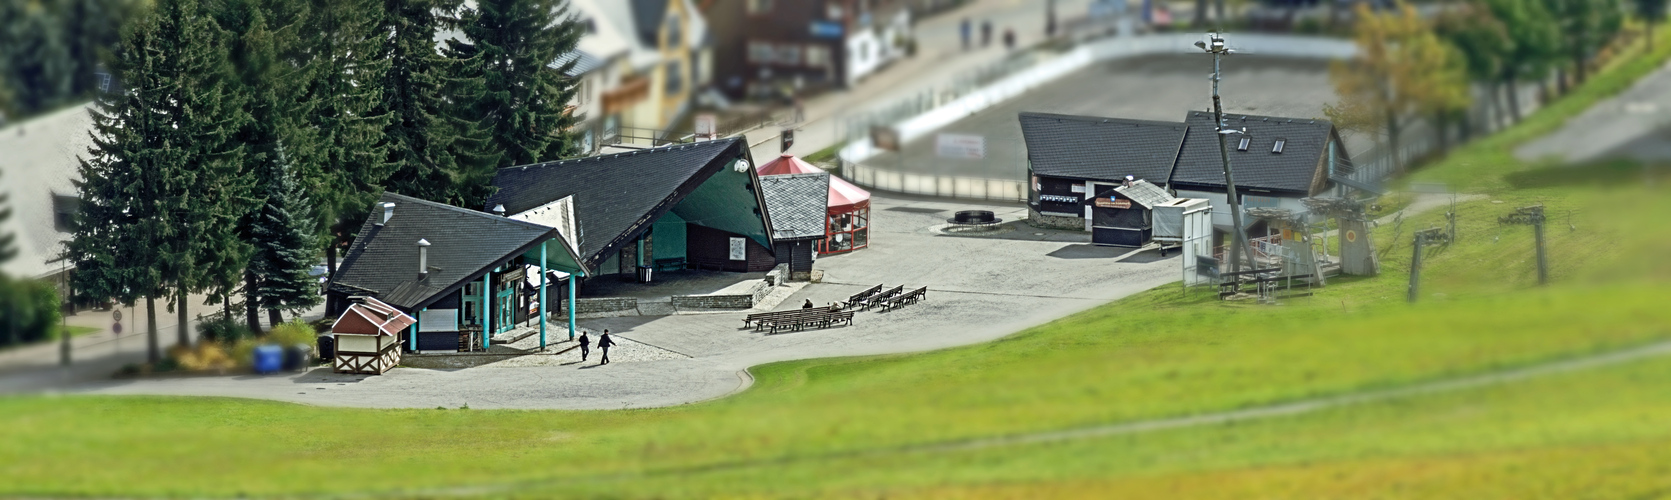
1194;32;1255;275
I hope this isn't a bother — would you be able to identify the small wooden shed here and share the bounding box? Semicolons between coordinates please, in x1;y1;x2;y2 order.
330;298;415;374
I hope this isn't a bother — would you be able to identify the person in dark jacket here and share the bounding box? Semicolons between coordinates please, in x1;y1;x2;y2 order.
578;331;591;361
802;299;814;309
598;330;616;365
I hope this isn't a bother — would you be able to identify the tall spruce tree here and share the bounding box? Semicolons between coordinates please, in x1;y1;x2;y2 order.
71;5;192;362
167;0;252;346
210;0;305;330
247;145;321;328
443;0;584;207
296;0;392;293
378;0;458;205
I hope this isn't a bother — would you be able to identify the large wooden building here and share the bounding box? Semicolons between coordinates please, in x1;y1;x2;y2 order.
485;137;779;282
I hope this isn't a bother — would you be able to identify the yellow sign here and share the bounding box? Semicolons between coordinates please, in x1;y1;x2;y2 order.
1345;230;1358;243
1095;198;1131;209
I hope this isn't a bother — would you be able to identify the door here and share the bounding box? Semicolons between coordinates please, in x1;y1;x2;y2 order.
461;282;483;327
496;285;515;333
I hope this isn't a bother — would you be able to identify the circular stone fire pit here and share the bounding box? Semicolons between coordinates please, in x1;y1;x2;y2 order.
944;210;1004;233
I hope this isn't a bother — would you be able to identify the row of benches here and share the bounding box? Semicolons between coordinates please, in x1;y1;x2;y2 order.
740;283;930;335
844;284;928;312
742;306;856;334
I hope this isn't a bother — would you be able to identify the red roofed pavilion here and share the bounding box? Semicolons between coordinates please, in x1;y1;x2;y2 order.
757;154;871;254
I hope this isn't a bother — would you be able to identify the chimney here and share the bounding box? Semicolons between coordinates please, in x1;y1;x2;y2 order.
417;239;431;279
382;202;397;224
491;204;507;217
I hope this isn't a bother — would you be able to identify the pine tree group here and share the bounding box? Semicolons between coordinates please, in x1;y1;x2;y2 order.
68;0;585;346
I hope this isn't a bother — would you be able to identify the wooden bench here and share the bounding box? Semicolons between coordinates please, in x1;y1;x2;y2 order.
745;306;835;328
880;286;928;312
858;285;905;311
840;284;885;309
758;310;855;334
653;257;687;272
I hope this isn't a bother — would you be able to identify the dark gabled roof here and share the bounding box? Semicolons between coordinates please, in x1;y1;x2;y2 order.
1173;111;1338;195
630;0;667;46
1019;112;1187;184
485;137;746;268
759;172;830;240
332;193;560;310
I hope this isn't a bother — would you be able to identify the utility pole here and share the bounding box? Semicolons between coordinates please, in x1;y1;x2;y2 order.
1407;227;1447;303
1499;205;1548;285
60;257;70;366
1195;32;1255;274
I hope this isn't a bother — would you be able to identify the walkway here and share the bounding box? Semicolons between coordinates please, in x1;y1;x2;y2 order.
1516;59;1671;163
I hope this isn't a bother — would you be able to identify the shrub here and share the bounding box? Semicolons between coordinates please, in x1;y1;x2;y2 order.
230;338;259;368
0;276;61;347
267;319;317;348
197;316;254;344
168;343;235;372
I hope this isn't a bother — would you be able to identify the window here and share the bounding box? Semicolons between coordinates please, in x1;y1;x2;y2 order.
665;61;683;94
805;45;831;67
95;73;112;93
575;78;590;105
52;195;79;232
776;45;801;66
1271;139;1287;154
747;41;776;64
747;0;772;15
1236;136;1251;151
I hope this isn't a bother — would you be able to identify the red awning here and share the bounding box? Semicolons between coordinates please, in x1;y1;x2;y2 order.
756;154;870;209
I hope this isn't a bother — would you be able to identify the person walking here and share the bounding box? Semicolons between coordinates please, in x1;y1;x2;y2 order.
578;331;591;362
598;329;616;365
1002;27;1016;51
980;20;992;48
960;17;972;50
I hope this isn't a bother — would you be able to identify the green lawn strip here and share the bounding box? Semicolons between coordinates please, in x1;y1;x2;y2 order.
58;325;98;339
2;281;1668;497
554;352;1671;499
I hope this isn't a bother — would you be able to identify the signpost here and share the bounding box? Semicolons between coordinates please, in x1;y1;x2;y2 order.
780;129;795;153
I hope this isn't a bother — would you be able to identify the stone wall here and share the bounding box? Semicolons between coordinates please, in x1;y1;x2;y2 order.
1027;207;1085;231
559;297;638;317
670;279;776;311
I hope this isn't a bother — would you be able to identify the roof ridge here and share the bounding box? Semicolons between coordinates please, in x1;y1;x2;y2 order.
498;137;739;172
1020;111;1185;128
379;192;558;234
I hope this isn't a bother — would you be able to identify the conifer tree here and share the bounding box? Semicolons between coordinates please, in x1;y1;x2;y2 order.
380;0;460;202
443;0;584;206
168;0;252;346
291;0;394;289
247;145;322;328
70;5;190;362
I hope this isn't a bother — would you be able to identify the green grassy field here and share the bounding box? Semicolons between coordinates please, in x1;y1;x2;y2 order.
3;27;1671;500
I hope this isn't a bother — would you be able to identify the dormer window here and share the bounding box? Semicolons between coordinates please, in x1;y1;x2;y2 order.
1271;139;1286;154
1236;136;1251;151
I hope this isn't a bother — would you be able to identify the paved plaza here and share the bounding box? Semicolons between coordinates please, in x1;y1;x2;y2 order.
69;194;1181;409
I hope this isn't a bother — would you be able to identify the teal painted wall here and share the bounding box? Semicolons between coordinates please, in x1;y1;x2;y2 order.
671;159;771;248
652;211;687;260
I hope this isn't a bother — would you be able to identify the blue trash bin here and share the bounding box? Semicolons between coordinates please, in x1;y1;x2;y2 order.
253;345;284;374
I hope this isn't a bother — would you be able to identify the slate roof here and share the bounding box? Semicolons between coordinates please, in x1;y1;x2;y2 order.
1113;180;1176;209
1019;112;1188;184
630;0;667;46
759;172;830;240
1173;111;1341;195
331;193;560;310
485;137;746;269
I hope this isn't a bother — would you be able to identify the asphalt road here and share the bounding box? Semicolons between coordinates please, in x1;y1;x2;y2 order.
1515;60;1671;164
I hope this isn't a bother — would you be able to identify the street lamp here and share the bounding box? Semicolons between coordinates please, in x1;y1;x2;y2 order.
1194;32;1255;276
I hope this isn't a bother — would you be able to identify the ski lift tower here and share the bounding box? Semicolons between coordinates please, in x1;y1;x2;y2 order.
1194;32;1256;277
